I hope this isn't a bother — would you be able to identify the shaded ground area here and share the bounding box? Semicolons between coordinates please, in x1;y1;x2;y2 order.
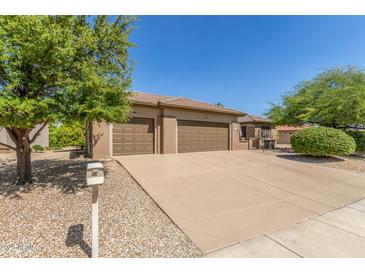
261;148;365;174
0;151;201;258
0;150;87;198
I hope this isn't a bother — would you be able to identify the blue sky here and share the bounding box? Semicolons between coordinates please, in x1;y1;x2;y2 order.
129;16;365;116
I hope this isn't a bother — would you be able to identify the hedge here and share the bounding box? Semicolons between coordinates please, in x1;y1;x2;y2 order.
290;127;356;157
346;130;365;152
49;122;85;149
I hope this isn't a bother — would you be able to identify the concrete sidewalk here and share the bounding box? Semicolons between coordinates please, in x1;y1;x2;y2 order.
207;199;365;257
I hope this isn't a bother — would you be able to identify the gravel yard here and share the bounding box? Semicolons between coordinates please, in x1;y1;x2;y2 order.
0;151;201;258
260;148;365;174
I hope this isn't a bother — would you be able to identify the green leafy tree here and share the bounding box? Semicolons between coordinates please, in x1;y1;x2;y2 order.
0;16;136;184
266;67;365;127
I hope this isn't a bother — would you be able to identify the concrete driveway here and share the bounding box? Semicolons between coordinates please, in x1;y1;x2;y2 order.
206;198;365;257
114;150;365;254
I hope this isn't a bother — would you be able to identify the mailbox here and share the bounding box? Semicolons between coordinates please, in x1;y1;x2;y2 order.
86;162;104;186
86;162;104;258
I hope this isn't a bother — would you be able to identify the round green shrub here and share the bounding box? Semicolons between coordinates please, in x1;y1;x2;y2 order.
290;127;356;157
345;130;365;152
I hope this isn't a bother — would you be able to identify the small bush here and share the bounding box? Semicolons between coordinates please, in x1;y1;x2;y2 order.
345;130;365;152
291;127;356;157
32;144;44;152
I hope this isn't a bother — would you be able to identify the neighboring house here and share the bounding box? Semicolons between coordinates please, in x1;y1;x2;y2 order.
87;91;249;158
238;115;276;149
0;124;49;151
276;125;305;144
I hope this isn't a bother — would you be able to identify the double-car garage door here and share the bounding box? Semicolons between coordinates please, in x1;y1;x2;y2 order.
112;118;229;155
177;120;229;153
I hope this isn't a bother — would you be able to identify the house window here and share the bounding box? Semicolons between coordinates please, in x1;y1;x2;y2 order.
240;126;247;139
261;126;271;139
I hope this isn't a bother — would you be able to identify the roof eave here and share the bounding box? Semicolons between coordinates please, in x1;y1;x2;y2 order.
159;102;245;116
132;100;159;107
131;96;246;116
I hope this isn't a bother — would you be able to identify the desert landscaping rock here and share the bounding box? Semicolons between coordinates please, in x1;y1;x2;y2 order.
0;151;201;258
261;149;365;174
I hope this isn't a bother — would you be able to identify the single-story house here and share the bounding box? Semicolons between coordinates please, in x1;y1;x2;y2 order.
87;91;250;159
0;125;49;151
237;114;276;149
276;125;305;144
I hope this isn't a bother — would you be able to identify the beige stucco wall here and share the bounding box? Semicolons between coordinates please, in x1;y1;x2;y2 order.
0;125;49;149
161;116;177;154
0;127;8;145
163;108;238;124
91;122;111;159
131;105;162;118
271;128;277;140
32;124;49;148
156;116;162;154
231;122;249;150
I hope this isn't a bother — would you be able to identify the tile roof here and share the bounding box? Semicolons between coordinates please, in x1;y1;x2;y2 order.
130;92;175;105
130;91;245;115
238;114;271;124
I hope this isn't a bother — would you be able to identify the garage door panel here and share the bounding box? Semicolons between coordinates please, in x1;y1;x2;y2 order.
113;144;154;155
113;145;154;155
113;117;154;156
178;120;229;153
113;135;153;143
113;125;154;134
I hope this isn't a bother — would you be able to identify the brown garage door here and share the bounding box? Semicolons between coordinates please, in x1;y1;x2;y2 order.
177;120;229;153
277;131;292;144
113;117;154;156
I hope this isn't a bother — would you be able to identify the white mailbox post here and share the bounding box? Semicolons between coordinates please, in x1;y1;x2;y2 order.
86;162;104;258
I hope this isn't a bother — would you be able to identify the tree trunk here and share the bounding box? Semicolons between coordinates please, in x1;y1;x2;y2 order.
5;128;33;185
86;122;93;158
16;146;32;185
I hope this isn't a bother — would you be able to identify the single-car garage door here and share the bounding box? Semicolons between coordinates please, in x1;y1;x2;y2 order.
113;117;154;156
177;120;229;153
277;131;293;144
